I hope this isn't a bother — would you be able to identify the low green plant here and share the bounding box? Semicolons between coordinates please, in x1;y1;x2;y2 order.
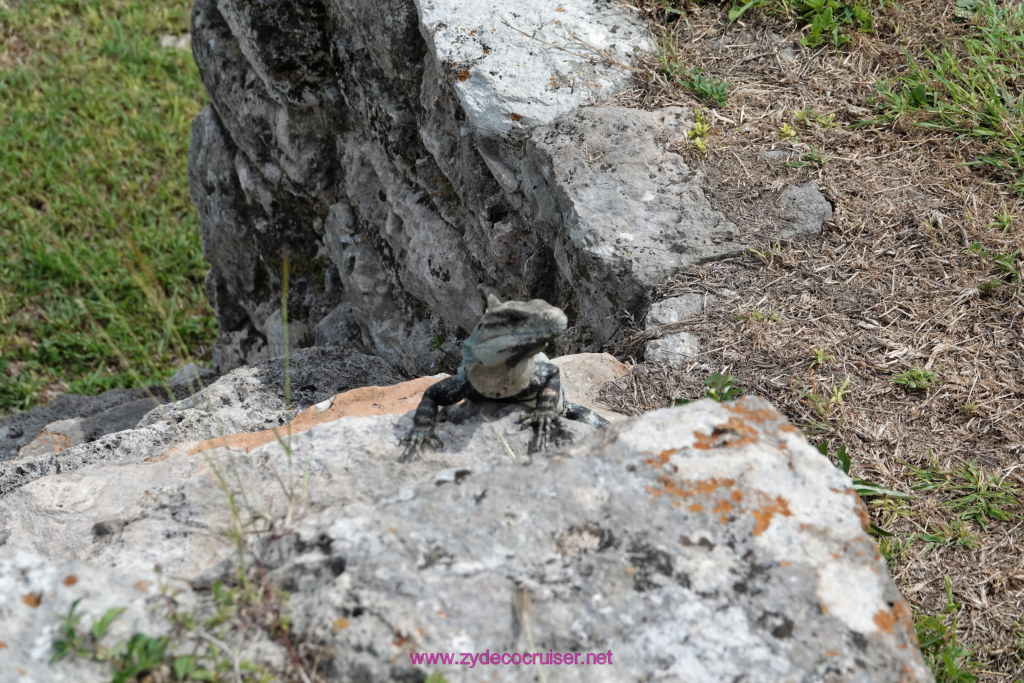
913;518;982;551
785;145;828;169
798;375;850;429
687;111;714;152
967;242;1020;294
746;307;779;323
877;535;911;570
914;576;983;681
748;238;783;267
675;372;742;405
795;108;840;129
654;32;729;107
703;372;742;402
778;123;798;139
960;401;979;415
680;67;730;106
50;599;184;682
892;367;938;390
49;573;291;681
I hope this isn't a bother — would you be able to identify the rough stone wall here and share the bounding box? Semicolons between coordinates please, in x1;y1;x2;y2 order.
189;0;830;374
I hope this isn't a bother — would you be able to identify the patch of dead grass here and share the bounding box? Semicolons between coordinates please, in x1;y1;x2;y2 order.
607;0;1024;677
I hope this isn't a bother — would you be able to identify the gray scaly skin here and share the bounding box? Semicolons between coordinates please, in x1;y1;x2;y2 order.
399;295;609;462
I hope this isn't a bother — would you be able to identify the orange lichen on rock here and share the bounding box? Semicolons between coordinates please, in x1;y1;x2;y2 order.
646;476;737;509
17;429;72;457
693;417;758;450
873;600;916;638
750;495;792;536
647;472;795;537
62;574;77;587
153;376;442;460
723;398;782;424
644;448;677;467
21;592;41;608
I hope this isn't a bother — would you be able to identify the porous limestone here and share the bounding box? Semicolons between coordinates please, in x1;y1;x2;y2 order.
188;0;832;372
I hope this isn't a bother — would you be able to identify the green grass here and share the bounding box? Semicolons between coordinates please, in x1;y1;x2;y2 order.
727;0;874;49
872;0;1024;194
914;576;983;682
0;0;215;414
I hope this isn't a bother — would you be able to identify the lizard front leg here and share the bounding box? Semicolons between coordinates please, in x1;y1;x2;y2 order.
399;375;470;462
519;362;563;453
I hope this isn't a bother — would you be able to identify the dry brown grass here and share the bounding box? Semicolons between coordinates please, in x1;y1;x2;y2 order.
606;0;1024;678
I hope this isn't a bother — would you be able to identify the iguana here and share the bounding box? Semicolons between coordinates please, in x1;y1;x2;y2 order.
399;295;609;462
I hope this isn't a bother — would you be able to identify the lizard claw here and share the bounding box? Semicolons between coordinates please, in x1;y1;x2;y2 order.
399;429;443;462
520;409;560;453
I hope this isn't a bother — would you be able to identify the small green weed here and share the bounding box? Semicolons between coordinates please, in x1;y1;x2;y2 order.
960;401;979;415
877;535;911;570
746;307;779;323
798;375;850;431
810;347;836;367
989;208;1016;233
703;372;742;401
778;123;798;139
892;367;939;391
913;518;982;551
748;238;783;267
914;576;983;681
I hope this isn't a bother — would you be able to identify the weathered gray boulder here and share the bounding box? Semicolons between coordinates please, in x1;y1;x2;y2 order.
188;0;832;373
0;347;402;496
0;352;929;681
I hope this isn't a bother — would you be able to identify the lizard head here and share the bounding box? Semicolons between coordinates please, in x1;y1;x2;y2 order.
462;296;568;368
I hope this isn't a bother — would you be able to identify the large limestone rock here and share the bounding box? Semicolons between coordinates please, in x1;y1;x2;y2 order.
0;352;928;681
188;0;831;372
0;347;403;495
